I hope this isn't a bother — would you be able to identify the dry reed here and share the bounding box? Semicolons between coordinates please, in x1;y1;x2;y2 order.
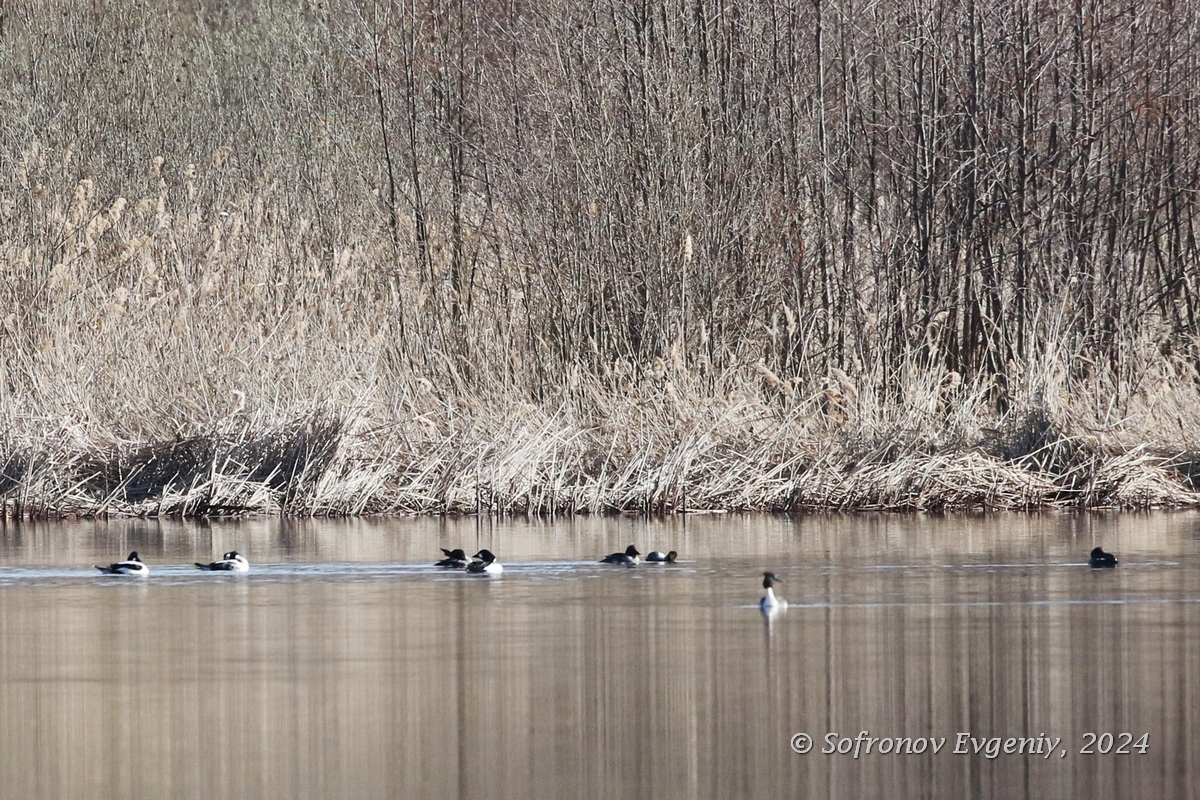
1;2;1199;517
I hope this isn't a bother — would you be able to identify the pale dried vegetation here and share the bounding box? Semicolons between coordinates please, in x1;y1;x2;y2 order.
1;0;1199;517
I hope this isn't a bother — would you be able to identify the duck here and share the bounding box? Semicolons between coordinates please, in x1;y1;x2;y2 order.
1088;547;1118;568
96;551;149;576
467;549;503;574
600;544;640;565
645;550;677;563
435;548;469;568
195;551;250;572
759;572;787;612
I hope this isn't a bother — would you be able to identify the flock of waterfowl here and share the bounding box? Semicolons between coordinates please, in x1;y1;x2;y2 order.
95;544;684;577
431;544;678;572
93;544;1121;616
95;550;250;575
597;544;678;565
433;548;503;573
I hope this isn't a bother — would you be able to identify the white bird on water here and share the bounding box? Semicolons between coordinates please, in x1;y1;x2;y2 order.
467;549;503;574
600;544;640;566
96;552;149;576
759;572;787;614
195;551;250;572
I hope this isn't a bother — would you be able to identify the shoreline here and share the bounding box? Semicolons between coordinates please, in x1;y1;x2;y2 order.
3;407;1197;520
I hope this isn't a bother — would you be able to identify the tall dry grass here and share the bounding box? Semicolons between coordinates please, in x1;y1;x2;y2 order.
1;1;1199;516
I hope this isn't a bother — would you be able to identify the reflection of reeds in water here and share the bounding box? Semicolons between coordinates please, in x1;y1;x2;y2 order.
1;563;1196;798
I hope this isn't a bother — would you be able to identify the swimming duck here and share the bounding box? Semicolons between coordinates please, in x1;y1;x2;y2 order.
1088;547;1118;568
645;550;677;563
467;549;503;574
600;544;640;565
759;572;787;612
435;548;469;568
96;552;149;576
195;551;250;572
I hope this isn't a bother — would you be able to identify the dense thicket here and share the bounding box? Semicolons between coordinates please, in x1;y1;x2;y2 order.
5;0;1199;393
1;0;1199;514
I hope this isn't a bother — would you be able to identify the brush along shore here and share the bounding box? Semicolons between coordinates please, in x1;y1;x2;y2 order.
5;5;1200;517
2;401;1197;520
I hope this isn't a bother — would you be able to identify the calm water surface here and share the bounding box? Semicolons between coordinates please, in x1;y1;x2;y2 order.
1;513;1198;799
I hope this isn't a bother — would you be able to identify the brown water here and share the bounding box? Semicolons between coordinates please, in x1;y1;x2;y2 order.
1;512;1198;799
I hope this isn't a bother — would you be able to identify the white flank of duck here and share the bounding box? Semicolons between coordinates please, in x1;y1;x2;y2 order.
96;551;149;576
467;549;503;574
195;551;250;572
600;545;640;566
